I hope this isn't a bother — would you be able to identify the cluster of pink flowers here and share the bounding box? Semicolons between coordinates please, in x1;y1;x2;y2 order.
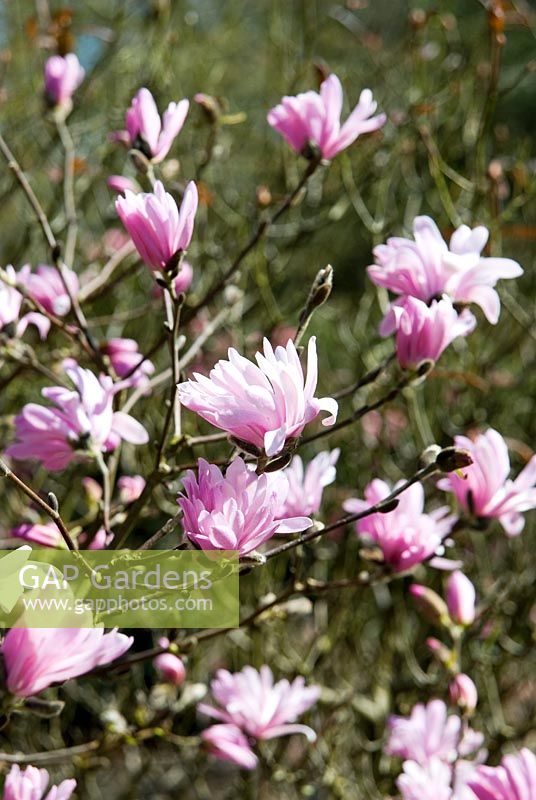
2;626;133;697
268;73;386;160
199;665;320;769
178;457;312;555
2;765;76;800
367;216;523;369
386;699;485;799
7;362;148;471
438;428;536;537
178;337;338;458
343;479;456;572
112;87;189;163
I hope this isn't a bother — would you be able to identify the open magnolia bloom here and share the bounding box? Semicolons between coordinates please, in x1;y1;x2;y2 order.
368;216;523;331
178;337;338;458
178;457;312;555
437;428;536;536
268;73;386;160
468;748;536;800
7;362;148;471
112;87;189;163
198;665;320;742
3;765;76;800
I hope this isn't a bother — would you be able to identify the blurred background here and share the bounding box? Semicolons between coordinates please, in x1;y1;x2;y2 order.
0;1;535;797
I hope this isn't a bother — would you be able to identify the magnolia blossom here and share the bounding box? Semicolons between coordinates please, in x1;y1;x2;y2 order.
202;724;258;770
386;699;483;766
3;764;76;800
112;87;189;163
117;475;146;505
116;180;198;271
392;296;476;370
43;53;85;107
447;571;476;626
17;264;78;317
7;362;148;471
450;674;478;713
12;522;63;548
107;175;140;194
101;337;154;390
178;337;338;458
267;73;385;160
368;216;523;329
468;748;536;800
2;627;133;697
437;428;536;536
277;449;340;517
178;458;311;555
397;757;477;800
198;665;320;742
0;265;50;339
343;480;455;572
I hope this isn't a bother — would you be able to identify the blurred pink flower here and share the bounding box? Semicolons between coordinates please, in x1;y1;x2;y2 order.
198;665;320;742
11;522;63;548
386;699;483;765
101;338;154;390
107;175;139;194
343;480;455;572
153;638;186;686
7;362;148;471
178;337;338;458
178;458;311;555
112;87;189;163
268;73;386;160
391;296;476;370
17;264;78;317
117;475;146;505
277;449;340;517
3;764;76;800
116;180;198;271
0;265;50;340
397;757;478;800
368;216;523;329
201;724;258;770
2;627;133;697
79;528;114;549
449;674;478;713
437;428;536;536
446;571;476;626
43;53;85;107
468;748;536;800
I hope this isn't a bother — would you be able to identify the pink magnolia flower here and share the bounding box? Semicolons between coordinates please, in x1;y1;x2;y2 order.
153;638;186;686
198;665;320;742
450;674;478;713
368;216;523;329
115;180;198;272
178;458;312;555
101;338;154;390
391;296;476;370
3;764;76;800
397;757;477;800
11;522;63;548
107;175;140;194
437;428;536;536
112;87;189;163
447;571;476;626
2;627;133;697
17;264;78;317
117;475;146;505
178;337;338;458
277;449;340;517
43;53;85;107
386;699;483;766
0;265;50;340
267;73;386;160
468;748;536;800
201;724;258;770
7;362;148;471
343;480;456;572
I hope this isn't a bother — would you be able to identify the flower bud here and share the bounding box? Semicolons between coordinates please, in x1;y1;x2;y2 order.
449;673;478;713
447;571;476;626
426;637;452;665
409;584;449;626
154;638;186;686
